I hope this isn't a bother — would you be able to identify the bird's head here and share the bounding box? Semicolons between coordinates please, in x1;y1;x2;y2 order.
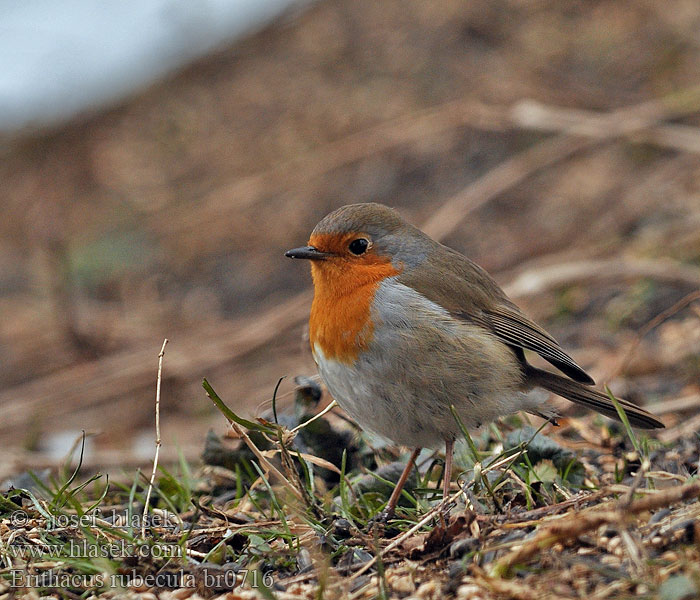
285;203;431;294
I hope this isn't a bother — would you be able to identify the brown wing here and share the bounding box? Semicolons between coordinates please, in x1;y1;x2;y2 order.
480;307;594;384
397;241;595;384
527;366;663;429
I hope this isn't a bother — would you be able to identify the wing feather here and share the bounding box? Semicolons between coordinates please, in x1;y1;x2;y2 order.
483;308;595;384
396;241;595;384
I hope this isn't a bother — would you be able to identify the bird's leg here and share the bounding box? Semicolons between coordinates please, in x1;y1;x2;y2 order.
437;438;455;528
443;438;454;503
376;447;421;522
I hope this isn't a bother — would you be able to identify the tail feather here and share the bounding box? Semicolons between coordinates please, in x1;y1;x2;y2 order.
527;367;664;430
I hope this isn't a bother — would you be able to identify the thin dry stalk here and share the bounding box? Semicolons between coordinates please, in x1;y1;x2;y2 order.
141;338;168;539
227;420;304;503
290;399;338;434
275;426;320;517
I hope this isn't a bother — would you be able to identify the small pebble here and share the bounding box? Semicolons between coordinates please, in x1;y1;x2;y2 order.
457;584;484;600
296;548;313;573
389;574;415;594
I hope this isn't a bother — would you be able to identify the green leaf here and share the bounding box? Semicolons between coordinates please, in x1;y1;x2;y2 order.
203;378;275;433
532;459;558;483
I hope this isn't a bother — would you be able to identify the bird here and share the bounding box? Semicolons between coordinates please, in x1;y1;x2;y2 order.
285;203;663;519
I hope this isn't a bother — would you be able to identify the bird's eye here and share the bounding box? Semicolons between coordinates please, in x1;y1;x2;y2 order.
348;238;369;255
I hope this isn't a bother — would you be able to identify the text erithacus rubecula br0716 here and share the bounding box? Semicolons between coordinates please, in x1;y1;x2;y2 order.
286;203;663;519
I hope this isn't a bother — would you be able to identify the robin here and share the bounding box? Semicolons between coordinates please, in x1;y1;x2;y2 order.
286;203;663;519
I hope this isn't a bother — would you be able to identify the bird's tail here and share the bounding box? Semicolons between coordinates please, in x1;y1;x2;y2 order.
526;367;664;430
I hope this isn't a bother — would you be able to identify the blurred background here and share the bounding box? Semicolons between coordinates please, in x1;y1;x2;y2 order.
2;0;700;479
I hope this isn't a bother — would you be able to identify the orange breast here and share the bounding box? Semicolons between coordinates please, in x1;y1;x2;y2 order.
308;234;400;364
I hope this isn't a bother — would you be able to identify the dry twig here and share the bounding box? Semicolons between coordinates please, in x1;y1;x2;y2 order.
512;91;700;154
142;338;168;539
492;480;700;577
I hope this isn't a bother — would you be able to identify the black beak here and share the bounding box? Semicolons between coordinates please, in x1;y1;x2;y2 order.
284;246;332;260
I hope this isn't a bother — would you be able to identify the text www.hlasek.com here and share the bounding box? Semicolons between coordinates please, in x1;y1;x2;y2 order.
3;539;182;559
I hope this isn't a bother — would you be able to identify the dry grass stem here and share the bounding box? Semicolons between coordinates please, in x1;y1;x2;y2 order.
141;338;168;539
228;421;304;503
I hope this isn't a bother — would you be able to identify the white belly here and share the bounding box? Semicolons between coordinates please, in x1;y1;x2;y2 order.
311;279;531;449
313;343;438;447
